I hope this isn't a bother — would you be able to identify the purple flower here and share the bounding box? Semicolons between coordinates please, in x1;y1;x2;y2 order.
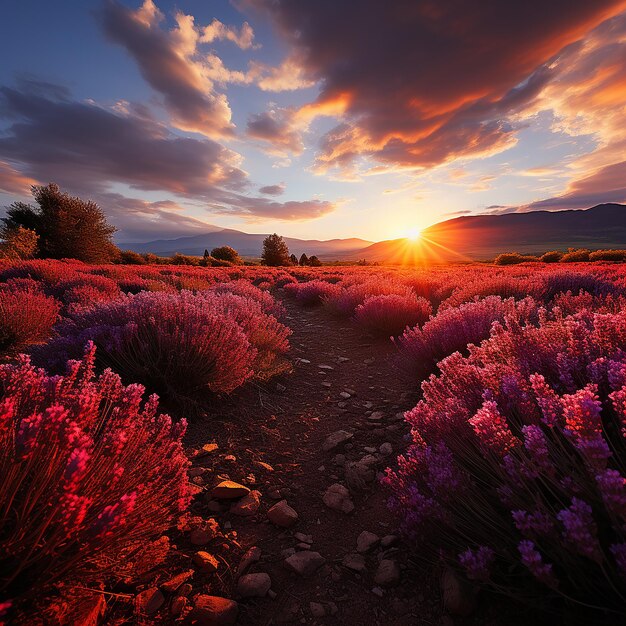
518;540;558;588
458;545;495;581
557;498;601;561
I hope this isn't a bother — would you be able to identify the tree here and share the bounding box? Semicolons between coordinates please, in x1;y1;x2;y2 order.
0;226;38;259
211;245;242;264
308;255;322;266
299;253;309;266
289;253;298;265
2;183;118;263
261;233;290;266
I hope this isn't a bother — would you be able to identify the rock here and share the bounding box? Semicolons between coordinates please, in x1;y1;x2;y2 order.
371;586;384;598
190;596;238;626
170;595;188;616
368;411;385;421
380;535;398;548
237;573;271;598
338;356;349;362
322;430;354;452
193;551;219;574
294;532;313;544
374;560;401;587
296;542;311;550
284;551;326;577
323;483;355;514
267;500;298;527
332;453;346;466
254;460;274;472
342;553;367;573
238;546;262;577
310;602;325;618
363;446;377;453
345;388;357;395
356;531;380;553
177;583;193;597
345;461;375;490
230;490;261;516
339;392;351;399
189;519;220;545
318;364;334;370
360;454;378;466
161;570;194;593
136;588;165;615
281;547;296;558
211;480;250;499
299;358;311;364
441;568;475;616
379;442;393;456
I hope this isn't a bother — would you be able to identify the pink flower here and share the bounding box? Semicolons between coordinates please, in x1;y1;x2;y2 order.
469;400;519;457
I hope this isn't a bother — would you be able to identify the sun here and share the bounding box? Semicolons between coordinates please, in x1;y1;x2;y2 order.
404;227;423;241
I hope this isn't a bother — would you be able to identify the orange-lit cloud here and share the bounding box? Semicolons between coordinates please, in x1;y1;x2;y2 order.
0;161;37;196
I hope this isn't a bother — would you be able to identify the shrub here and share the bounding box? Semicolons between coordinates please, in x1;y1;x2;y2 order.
354;294;432;338
0;344;191;619
540;250;564;263
0;226;39;260
0;280;60;360
36;290;289;399
385;311;626;612
589;249;626;262
494;253;538;265
169;253;200;266
561;248;590;263
542;271;621;300
211;246;242;265
284;280;342;306
308;255;322;267
118;250;146;265
395;296;538;377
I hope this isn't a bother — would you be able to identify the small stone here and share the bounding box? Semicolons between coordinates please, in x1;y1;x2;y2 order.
193;551;219;574
337;356;349;362
309;602;325;617
363;446;377;453
223;454;236;462
296;542;311;550
238;546;262;576
345;388;357;396
211;481;250;499
374;559;401;587
356;531;380;553
379;442;393;456
371;586;384;598
190;596;238;626
237;573;271;598
281;547;296;558
332;454;346;466
342;553;367;573
380;535;398;548
294;532;313;544
170;595;188;616
189;519;220;545
161;570;194;593
322;430;354;452
360;454;378;466
136;588;165;615
177;583;193;597
322;381;332;388
254;460;274;472
230;490;261;516
299;358;311;364
368;411;385;421
267;500;298;527
284;551;326;577
318;364;334;370
441;568;475;616
323;483;354;514
339;392;351;399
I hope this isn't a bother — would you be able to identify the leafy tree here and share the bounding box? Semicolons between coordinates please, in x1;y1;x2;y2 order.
299;253;309;266
308;255;322;267
261;233;291;266
118;249;145;265
211;245;242;264
0;226;38;259
2;183;118;263
289;253;298;265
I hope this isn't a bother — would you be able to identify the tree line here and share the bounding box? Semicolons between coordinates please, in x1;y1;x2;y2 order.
0;183;323;266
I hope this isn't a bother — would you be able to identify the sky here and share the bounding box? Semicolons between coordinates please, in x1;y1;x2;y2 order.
1;1;626;243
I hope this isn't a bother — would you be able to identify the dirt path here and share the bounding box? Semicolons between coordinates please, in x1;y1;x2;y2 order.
184;295;441;624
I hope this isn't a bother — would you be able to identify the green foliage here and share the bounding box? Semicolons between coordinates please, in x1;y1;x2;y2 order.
299;253;309;266
308;255;322;267
261;233;291;266
211;245;242;264
2;184;118;263
0;226;39;260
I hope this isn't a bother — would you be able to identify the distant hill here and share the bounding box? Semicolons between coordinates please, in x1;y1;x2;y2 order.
353;203;626;263
122;228;372;259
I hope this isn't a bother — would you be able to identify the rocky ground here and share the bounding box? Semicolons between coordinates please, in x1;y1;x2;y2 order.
129;294;546;625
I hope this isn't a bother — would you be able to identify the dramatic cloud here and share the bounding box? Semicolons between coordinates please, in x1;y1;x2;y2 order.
247;107;304;155
0;83;336;236
0;161;37;196
100;0;241;137
242;0;626;174
259;183;285;196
